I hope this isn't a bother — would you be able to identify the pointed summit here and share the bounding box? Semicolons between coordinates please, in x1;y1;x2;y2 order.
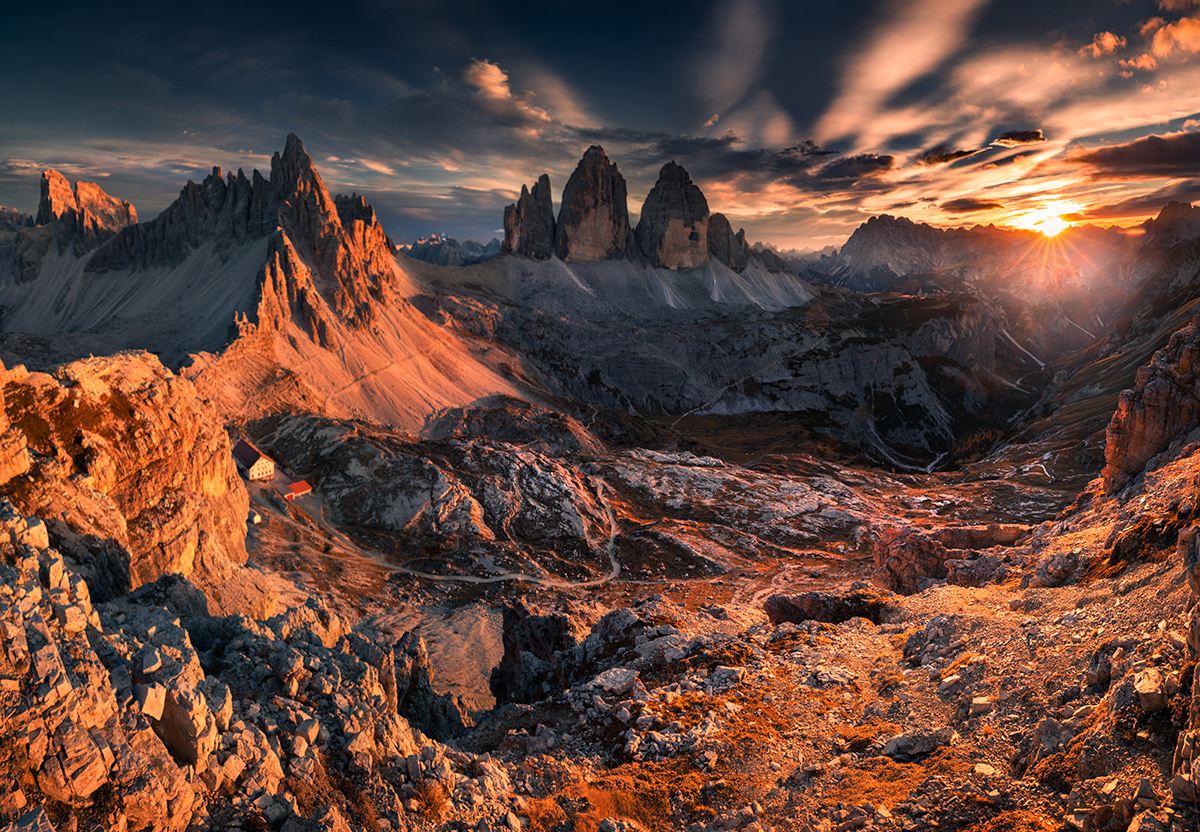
635;161;710;269
502;174;555;260
36;170;78;225
554;146;630;263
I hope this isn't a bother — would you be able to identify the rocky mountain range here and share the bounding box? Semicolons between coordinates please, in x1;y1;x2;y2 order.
402;236;502;267
5;133;1200;832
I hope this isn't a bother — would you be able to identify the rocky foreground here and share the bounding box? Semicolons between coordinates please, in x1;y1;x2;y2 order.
0;330;1199;832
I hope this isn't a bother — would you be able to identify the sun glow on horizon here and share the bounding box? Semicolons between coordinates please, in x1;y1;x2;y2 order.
1010;200;1079;238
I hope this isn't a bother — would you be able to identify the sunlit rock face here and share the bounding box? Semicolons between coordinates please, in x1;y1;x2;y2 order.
35;170;79;226
0;352;249;599
635;161;710;270
1102;314;1200;493
554;146;631;263
707;213;749;272
502;173;556;260
33;170;138;256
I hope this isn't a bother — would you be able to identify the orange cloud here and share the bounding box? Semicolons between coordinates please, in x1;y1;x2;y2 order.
1152;16;1200;56
463;59;512;101
815;0;992;149
1080;31;1126;57
1120;53;1159;70
1160;0;1200;11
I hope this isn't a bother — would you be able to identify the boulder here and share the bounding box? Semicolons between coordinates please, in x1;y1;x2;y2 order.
763;587;891;625
554;146;630;263
502;173;556;260
870;526;951;594
635;161;709;269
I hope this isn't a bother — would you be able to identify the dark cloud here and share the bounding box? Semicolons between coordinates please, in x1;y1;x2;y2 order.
917;145;983;166
804;154;896;192
993;129;1046;147
941;197;1004;213
1065;178;1200;220
1067;132;1200;179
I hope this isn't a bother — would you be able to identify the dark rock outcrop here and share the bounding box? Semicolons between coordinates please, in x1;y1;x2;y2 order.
1140;201;1200;249
0;206;34;232
707;213;748;272
490;601;586;705
635;162;709;269
763;587;892;625
750;241;795;274
1102;314;1200;492
554;146;630;263
423;396;605;455
502;173;556;260
392;632;474;739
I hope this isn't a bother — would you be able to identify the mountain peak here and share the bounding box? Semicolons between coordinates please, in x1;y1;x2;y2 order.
635;160;710;269
555;146;630;263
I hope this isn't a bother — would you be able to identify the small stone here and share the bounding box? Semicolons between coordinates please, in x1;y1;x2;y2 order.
970;696;992;716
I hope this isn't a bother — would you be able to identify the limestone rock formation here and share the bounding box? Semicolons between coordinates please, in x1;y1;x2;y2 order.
405;233;501;266
264;414;615;577
391;632;474;739
35;170;79;226
554;146;630;263
0;207;34;232
1140;201;1200;249
0;352;250;603
33;170;137;256
839;214;1007;278
635;162;709;269
1102;314;1200;492
502;173;556;260
707;213;748;272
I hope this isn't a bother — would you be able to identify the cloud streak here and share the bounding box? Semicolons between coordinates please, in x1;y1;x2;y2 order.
815;0;992;149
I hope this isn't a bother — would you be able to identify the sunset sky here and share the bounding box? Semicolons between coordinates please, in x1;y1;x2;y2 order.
4;0;1200;249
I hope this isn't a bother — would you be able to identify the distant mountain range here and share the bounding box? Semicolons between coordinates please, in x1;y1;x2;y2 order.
400;234;501;266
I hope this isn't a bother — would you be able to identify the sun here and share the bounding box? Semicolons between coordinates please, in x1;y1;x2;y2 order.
1033;215;1071;237
1011;202;1077;238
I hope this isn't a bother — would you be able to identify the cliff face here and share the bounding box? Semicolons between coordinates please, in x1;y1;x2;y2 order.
1102;315;1200;492
0;352;249;599
635;162;710;269
502;174;555;260
554;146;631;263
707;213;749;272
33;170;138;257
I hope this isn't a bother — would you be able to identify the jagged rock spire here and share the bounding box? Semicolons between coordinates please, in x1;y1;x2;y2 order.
635;161;710;269
502;173;555;260
554;146;630;263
